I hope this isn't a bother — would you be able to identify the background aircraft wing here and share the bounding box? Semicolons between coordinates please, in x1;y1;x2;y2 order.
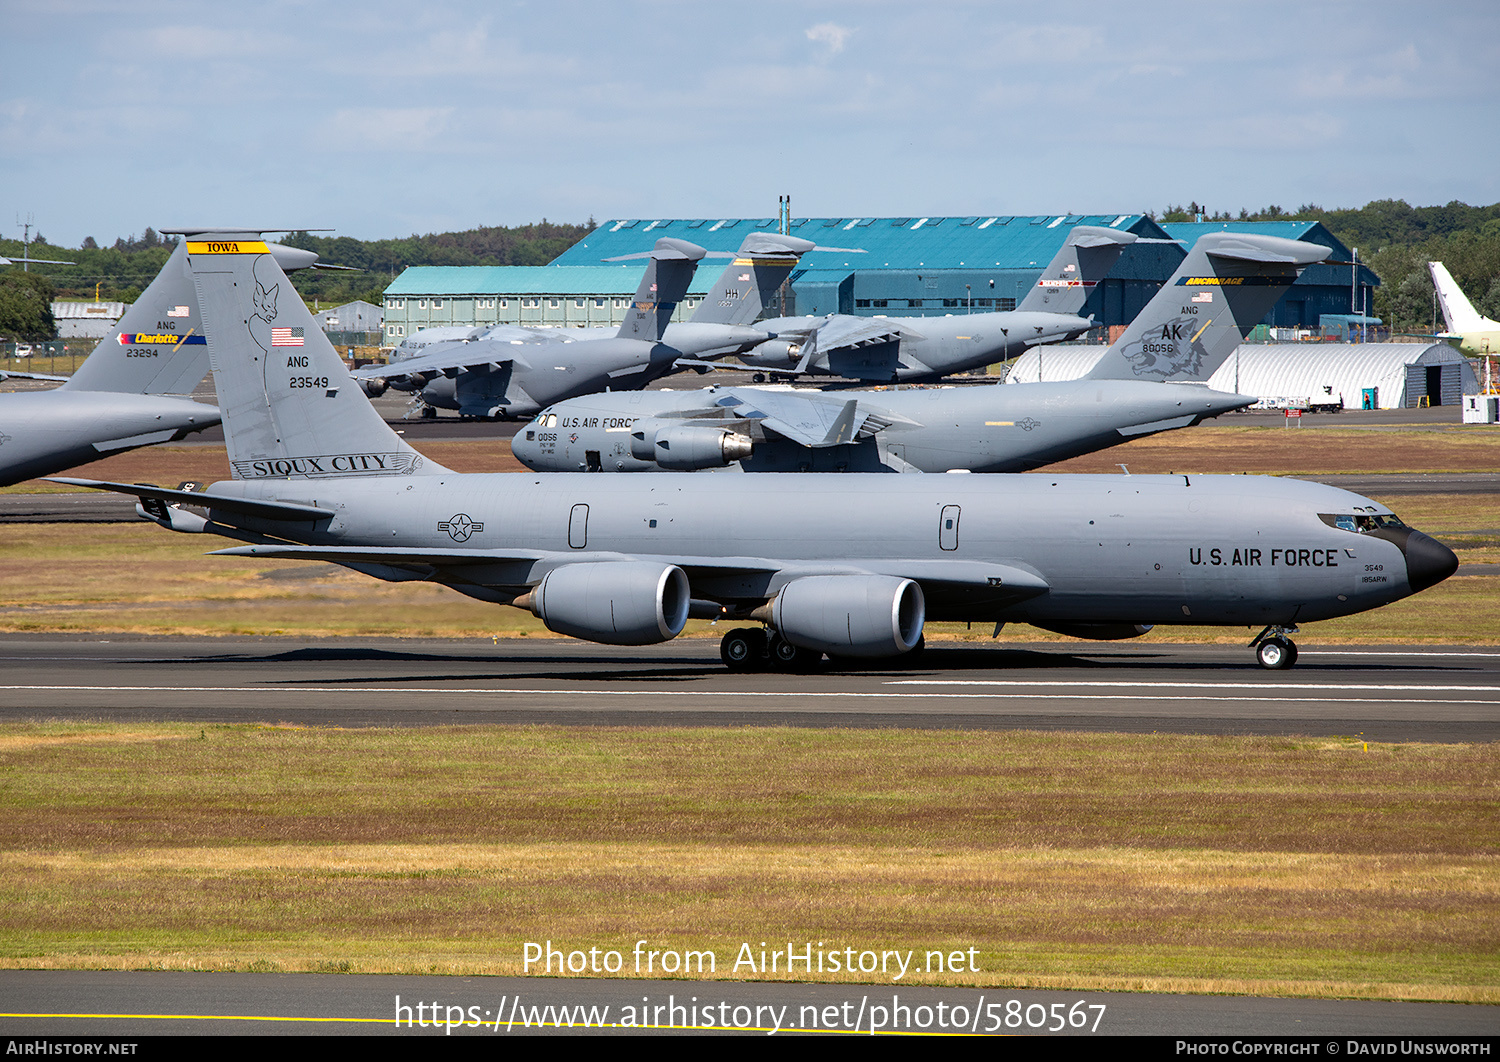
351;339;533;381
707;386;918;447
813;315;923;351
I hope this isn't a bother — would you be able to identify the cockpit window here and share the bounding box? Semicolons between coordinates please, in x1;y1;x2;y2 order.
1320;511;1409;534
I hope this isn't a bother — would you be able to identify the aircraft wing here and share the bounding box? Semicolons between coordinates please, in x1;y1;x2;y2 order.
210;545;1050;606
813;315;924;351
706;387;919;447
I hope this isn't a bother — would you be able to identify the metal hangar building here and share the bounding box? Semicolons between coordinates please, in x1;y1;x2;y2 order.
379;214;1181;343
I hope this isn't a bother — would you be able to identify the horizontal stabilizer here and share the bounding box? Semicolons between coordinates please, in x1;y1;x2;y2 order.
0;370;69;382
46;478;335;521
1202;237;1327;265
210;543;552;566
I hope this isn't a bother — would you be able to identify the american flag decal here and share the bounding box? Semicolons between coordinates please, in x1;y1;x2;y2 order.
271;327;305;346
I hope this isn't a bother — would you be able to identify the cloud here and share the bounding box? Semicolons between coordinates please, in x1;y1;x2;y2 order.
805;22;852;55
314;107;455;152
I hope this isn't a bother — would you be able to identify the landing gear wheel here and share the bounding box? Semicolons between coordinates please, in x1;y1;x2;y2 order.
720;627;766;672
1256;636;1298;670
768;634;821;673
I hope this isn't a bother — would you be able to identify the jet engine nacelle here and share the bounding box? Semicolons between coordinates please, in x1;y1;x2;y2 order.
738;339;799;369
1030;621;1155;641
523;561;690;645
357;376;388;399
764;575;925;657
630;421;753;469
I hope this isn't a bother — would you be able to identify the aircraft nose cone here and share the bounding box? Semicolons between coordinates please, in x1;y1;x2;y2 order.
1402;530;1459;593
1220;392;1259;413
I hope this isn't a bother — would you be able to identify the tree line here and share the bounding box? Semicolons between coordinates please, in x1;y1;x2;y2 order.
0;221;593;339
3;205;1497;340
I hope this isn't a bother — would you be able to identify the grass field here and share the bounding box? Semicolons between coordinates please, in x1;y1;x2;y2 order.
1;722;1494;1000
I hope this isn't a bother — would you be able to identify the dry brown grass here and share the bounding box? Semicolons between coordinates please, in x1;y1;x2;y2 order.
0;724;1494;998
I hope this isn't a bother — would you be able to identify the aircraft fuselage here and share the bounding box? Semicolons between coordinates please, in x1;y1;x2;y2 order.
201;471;1446;629
0;390;220;486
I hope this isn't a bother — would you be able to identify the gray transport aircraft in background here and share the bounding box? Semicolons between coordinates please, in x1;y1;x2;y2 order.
354;233;817;418
510;231;1319;474
56;235;1458;672
0;228;330;486
733;225;1141;383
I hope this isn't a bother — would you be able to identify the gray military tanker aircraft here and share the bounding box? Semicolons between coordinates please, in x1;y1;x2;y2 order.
510;230;1317;473
733;225;1142;383
0;228;330;486
354;233;816;418
55;235;1458;672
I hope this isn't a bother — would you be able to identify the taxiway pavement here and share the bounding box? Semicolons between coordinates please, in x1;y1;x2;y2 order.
0;636;1496;742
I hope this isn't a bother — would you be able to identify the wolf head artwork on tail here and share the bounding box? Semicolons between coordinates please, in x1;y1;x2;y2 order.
1086;232;1328;383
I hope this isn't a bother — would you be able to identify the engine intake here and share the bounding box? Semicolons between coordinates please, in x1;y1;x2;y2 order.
630;421;753;469
521;562;690;645
759;575;925;657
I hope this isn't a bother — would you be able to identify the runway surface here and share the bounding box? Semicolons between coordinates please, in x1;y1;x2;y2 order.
1;636;1497;741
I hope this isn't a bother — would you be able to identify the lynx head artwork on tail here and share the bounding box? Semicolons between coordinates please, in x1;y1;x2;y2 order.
186;234;449;481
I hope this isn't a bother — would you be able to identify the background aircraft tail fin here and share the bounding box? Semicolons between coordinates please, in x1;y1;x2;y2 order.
1085;232;1327;382
1016;225;1136;315
61;240;208;395
691;233;816;327
63;230;323;396
1428;261;1492;332
188;235;449;480
613;237;706;342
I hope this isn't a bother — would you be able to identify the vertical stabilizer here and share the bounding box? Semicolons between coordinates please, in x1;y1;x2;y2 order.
187;235;449;480
64;231;324;396
1429;261;1496;333
1017;226;1137;315
691;233;816;326
614;237;707;342
1086;232;1327;382
62;241;210;395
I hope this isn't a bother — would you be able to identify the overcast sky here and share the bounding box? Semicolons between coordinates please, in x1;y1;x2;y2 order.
4;0;1497;247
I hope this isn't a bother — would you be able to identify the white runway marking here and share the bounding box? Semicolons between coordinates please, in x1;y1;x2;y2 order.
887;680;1500;693
0;685;1495;706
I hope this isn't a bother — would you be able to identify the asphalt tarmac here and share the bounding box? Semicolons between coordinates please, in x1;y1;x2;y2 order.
1;970;1494;1037
0;635;1497;742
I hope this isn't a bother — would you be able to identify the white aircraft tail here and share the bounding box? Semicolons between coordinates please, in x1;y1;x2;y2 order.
1086;232;1327;383
187;235;449;481
1428;261;1496;333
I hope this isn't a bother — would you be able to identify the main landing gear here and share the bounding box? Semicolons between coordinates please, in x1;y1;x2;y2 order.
1250;625;1300;670
720;627;822;673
